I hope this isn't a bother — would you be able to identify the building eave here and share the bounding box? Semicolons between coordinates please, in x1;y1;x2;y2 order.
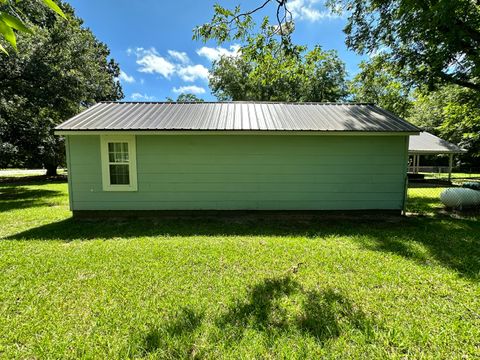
55;130;419;136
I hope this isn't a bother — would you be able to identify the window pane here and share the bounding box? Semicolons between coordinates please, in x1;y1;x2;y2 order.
119;143;129;162
108;143;115;162
109;164;130;185
108;142;129;163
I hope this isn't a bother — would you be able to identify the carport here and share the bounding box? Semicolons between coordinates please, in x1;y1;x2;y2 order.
409;132;466;182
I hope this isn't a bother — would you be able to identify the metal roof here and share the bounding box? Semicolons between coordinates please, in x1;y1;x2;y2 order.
409;132;466;154
55;102;420;133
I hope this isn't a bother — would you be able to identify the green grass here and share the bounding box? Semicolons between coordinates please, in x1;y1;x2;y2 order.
0;168;67;178
407;187;447;214
423;172;480;178
1;178;480;359
420;172;480;184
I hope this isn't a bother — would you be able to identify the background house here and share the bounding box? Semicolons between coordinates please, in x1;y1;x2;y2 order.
408;131;466;182
55;102;420;214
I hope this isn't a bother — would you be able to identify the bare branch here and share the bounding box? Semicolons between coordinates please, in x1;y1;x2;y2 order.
225;0;273;25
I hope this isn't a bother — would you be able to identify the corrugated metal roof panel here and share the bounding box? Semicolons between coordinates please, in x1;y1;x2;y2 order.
55;102;421;132
409;132;466;154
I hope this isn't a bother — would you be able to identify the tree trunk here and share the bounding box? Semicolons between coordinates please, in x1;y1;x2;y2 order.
45;164;58;176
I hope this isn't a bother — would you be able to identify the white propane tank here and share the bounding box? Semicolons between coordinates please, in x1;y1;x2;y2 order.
440;188;480;208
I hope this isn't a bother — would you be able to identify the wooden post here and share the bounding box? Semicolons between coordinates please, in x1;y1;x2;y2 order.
448;154;453;183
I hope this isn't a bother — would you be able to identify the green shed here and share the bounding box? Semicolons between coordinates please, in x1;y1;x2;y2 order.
55;102;420;215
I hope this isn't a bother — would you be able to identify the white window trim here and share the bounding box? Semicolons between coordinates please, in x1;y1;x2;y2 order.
100;135;138;191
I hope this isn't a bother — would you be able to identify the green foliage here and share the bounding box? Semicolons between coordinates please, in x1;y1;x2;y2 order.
348;56;479;169
0;14;16;52
348;56;413;118
335;0;480;91
209;20;347;102
193;1;294;48
193;3;254;44
0;0;66;54
0;1;122;173
41;0;66;19
198;0;480;92
0;179;479;358
409;85;480;168
166;93;205;102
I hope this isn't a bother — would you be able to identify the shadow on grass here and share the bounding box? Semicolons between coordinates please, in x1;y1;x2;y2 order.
217;276;298;341
139;276;373;356
0;186;65;212
142;307;204;358
407;195;444;213
353;217;480;280
3;178;480;280
4;213;480;280
217;276;373;346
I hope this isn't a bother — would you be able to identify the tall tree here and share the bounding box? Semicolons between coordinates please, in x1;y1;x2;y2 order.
196;0;480;92
337;0;480;91
209;20;347;102
409;85;480;168
0;1;122;175
349;55;413;118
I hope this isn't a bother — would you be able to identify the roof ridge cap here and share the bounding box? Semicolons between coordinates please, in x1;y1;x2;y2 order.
98;101;376;105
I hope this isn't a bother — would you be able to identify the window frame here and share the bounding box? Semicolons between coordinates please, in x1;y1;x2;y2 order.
100;135;138;191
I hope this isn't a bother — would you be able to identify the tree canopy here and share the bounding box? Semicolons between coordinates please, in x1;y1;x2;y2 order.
167;93;205;102
348;55;413;118
196;0;480;92
0;0;66;54
338;0;480;91
193;0;295;48
209;20;347;102
409;85;480;168
0;1;122;174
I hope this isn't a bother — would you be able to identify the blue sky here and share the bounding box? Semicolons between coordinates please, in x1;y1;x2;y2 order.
67;0;365;101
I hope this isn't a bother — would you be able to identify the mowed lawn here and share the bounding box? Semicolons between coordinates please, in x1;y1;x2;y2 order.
1;179;479;359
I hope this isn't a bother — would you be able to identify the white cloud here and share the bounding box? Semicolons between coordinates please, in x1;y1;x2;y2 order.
118;70;135;83
129;47;208;82
177;64;209;82
288;0;342;22
172;86;206;95
132;47;176;78
137;54;175;78
130;93;156;101
196;44;241;62
168;50;190;64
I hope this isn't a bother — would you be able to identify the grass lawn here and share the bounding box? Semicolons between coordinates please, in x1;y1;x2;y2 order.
421;172;480;178
420;172;480;184
0;168;67;178
1;178;479;359
426;172;480;178
407;187;447;214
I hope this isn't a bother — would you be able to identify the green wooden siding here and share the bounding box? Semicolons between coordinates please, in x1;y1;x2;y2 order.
67;134;408;210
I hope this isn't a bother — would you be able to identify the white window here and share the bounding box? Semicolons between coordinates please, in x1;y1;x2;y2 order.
100;135;137;191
